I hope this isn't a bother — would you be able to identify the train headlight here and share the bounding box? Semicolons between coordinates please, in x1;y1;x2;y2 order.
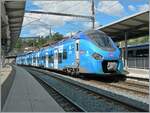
92;53;103;60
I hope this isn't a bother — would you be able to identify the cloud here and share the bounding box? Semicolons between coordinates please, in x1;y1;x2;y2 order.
138;4;149;12
83;21;101;30
97;1;125;17
32;1;91;16
22;1;92;37
128;5;136;11
65;32;76;37
31;1;91;22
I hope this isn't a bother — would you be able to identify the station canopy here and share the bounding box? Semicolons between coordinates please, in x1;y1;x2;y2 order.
1;1;25;53
96;10;149;42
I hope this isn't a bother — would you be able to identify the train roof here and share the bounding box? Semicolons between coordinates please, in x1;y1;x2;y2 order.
16;30;107;57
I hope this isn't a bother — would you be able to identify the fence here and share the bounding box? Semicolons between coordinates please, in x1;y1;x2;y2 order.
127;57;149;69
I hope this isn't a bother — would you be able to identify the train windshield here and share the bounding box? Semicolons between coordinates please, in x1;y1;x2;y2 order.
85;30;115;50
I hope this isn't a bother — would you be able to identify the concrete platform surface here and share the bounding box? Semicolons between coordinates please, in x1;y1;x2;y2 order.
0;65;12;85
125;68;149;79
2;65;64;112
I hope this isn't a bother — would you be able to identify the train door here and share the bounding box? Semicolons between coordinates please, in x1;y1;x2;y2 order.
45;53;49;68
31;56;33;66
35;56;38;66
37;52;39;66
54;49;58;69
75;39;80;67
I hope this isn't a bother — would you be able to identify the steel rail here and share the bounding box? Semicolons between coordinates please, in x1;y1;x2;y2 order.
25;67;149;112
27;69;86;112
107;82;149;95
124;80;149;88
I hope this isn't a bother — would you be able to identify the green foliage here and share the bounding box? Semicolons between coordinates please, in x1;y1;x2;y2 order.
50;32;63;41
15;32;64;49
15;38;22;48
119;35;149;47
128;35;149;45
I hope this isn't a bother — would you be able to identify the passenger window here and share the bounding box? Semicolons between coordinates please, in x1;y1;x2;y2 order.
49;55;53;63
58;53;62;63
76;43;79;51
43;56;45;62
63;49;67;59
33;57;36;63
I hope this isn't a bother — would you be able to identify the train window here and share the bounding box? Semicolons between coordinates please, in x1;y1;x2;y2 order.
85;30;114;49
33;57;36;63
63;49;67;59
49;55;53;63
76;43;79;51
58;53;62;63
43;56;46;63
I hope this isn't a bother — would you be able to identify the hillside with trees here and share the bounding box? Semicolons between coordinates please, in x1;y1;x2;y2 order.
15;32;64;52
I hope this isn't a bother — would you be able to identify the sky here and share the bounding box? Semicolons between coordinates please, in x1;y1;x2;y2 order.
20;0;149;38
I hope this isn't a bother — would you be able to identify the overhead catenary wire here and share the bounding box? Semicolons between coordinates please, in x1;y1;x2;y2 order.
95;1;124;19
23;0;95;37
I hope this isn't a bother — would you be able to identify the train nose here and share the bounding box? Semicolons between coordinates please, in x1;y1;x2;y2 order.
102;60;118;73
107;62;117;71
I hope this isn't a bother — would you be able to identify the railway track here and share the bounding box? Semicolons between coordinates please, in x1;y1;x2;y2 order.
35;65;149;96
27;70;85;112
123;80;149;88
89;80;149;96
60;70;149;96
126;76;149;82
24;67;149;112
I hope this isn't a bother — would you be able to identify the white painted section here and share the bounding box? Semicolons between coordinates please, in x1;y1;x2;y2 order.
36;52;40;66
45;52;49;68
58;45;63;53
75;40;80;60
54;49;58;69
35;57;38;66
31;56;33;66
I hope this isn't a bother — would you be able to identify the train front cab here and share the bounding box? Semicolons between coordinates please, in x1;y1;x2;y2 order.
78;30;124;76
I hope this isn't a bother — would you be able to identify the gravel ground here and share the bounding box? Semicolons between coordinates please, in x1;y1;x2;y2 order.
27;69;140;112
42;71;149;104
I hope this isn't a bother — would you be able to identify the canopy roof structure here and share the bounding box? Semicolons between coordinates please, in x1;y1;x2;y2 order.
1;1;25;53
96;10;149;42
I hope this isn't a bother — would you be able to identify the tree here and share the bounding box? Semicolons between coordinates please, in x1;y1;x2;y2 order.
51;32;63;41
15;38;22;48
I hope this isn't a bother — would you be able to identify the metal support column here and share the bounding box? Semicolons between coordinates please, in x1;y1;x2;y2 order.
91;0;95;29
125;32;128;70
0;2;2;70
0;39;2;70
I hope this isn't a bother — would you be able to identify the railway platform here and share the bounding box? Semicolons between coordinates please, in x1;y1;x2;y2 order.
2;65;64;112
124;68;149;79
0;65;12;85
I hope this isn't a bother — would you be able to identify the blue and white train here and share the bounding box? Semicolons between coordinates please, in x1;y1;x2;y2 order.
16;30;124;76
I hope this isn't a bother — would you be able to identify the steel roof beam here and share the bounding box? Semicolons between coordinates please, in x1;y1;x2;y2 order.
8;15;23;19
132;18;149;24
6;8;24;12
118;23;134;28
25;10;93;20
8;21;22;24
105;27;122;31
106;23;148;37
